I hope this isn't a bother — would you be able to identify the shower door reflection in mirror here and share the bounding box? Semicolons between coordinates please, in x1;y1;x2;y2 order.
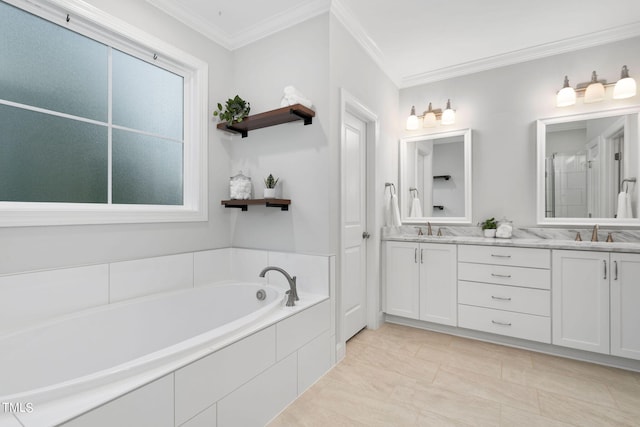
537;108;640;226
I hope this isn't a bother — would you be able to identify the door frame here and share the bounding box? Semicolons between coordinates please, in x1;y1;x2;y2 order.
338;88;380;361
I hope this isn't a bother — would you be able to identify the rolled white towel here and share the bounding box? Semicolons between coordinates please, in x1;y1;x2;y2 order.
617;191;629;218
280;86;314;109
390;194;402;227
280;94;313;109
409;197;423;217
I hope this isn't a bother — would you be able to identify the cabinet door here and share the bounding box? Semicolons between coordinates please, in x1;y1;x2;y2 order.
419;243;457;326
552;250;609;354
383;242;419;319
611;253;640;360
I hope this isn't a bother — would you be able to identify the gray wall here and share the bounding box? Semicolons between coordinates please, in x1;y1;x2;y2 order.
399;36;640;227
228;14;331;254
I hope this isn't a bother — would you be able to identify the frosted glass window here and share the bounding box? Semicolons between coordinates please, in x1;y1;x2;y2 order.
0;105;107;203
112;130;183;205
0;1;108;121
113;50;183;140
0;0;206;226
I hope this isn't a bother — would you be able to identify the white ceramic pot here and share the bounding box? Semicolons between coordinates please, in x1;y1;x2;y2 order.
483;229;496;238
263;188;276;199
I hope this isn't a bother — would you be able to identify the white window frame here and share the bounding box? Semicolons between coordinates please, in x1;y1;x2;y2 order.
0;0;209;226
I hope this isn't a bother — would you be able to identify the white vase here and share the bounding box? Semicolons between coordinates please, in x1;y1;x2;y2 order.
483;229;496;238
263;188;276;199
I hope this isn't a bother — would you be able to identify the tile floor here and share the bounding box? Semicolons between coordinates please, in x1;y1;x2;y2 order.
268;323;640;426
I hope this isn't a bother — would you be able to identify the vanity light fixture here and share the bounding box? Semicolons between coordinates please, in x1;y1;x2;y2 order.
556;66;637;107
613;65;637;99
584;71;605;103
556;75;577;107
406;106;419;130
405;99;455;129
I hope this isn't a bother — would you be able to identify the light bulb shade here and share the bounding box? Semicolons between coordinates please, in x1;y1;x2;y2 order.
441;99;455;125
422;102;436;128
584;82;605;103
406;106;419;130
584;71;604;103
613;66;636;99
614;77;637;99
423;112;437;128
556;75;576;107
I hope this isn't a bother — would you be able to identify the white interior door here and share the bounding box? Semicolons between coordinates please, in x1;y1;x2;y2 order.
342;110;368;341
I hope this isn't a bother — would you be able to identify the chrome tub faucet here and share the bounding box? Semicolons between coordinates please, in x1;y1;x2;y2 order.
259;266;299;306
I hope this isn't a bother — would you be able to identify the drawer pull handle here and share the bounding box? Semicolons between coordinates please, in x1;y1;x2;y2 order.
491;295;512;301
491;273;512;278
491;254;511;258
491;320;512;326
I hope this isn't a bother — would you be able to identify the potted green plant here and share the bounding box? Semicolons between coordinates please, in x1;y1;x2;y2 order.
480;217;498;238
213;95;251;124
263;174;279;199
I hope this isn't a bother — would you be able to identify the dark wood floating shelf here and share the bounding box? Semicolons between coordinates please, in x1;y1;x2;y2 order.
216;104;315;138
221;198;291;211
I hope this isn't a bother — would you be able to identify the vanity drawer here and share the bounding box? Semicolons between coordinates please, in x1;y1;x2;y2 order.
458;304;551;343
458;245;550;269
458;281;550;316
458;262;551;290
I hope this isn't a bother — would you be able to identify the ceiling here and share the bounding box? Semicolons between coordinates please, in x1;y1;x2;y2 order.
146;0;640;88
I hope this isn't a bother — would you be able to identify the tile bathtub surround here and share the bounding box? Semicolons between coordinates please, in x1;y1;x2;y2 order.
0;265;109;334
0;247;332;334
269;323;640;427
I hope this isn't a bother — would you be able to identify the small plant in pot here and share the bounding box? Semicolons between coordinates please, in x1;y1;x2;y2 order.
263;174;279;199
480;217;498;238
213;95;251;124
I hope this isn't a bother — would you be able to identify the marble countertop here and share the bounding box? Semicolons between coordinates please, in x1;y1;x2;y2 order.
383;235;640;253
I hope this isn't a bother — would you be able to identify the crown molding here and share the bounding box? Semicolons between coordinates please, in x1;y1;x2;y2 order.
232;0;330;49
400;21;640;88
330;0;400;87
146;0;331;51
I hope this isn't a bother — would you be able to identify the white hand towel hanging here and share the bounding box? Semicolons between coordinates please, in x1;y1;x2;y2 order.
384;191;391;226
409;197;423;217
617;191;630;218
390;194;402;227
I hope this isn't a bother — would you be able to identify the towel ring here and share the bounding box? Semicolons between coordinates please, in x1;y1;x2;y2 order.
409;187;419;197
384;182;396;195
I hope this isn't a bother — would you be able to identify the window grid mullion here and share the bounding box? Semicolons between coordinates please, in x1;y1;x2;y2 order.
107;47;113;205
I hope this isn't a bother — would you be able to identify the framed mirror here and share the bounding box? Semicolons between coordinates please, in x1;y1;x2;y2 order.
536;107;640;226
399;128;472;224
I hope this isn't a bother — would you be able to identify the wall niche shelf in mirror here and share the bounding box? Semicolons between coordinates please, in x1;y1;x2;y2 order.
536;106;640;226
221;199;291;211
399;128;472;224
216;104;315;138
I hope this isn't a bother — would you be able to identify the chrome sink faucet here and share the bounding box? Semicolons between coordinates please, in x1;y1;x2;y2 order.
259;266;299;306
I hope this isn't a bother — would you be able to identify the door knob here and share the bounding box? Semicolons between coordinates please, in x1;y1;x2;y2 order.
362;231;370;239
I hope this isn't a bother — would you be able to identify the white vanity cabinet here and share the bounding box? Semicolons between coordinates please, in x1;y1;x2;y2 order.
553;250;640;360
383;241;457;326
457;245;552;343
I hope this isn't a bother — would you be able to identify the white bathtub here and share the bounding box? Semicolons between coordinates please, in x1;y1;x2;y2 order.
0;282;285;408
